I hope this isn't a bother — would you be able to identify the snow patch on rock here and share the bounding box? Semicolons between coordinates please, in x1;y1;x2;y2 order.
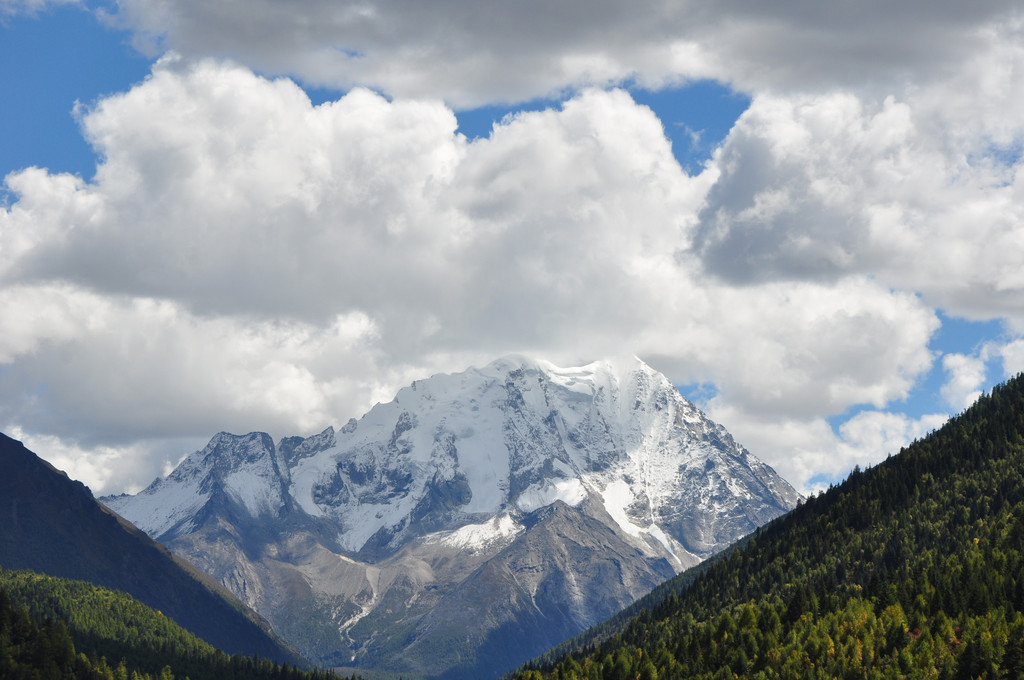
516;477;587;513
438;513;523;552
102;478;209;540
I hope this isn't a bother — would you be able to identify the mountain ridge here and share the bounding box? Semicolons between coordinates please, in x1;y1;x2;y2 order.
105;355;801;678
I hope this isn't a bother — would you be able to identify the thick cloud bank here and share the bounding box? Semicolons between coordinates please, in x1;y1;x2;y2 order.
3;3;1024;494
109;0;1020;107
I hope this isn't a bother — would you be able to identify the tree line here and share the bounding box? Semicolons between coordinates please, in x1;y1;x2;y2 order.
0;568;353;680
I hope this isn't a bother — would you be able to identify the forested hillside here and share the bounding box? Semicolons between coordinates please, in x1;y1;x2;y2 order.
511;375;1024;679
0;432;300;664
0;568;345;680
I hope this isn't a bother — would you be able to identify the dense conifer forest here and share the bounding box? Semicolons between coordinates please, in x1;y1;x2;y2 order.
511;375;1024;679
0;568;347;680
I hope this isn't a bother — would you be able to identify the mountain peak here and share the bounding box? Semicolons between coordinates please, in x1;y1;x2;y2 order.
105;356;801;677
111;430;289;540
110;356;799;561
475;353;652;383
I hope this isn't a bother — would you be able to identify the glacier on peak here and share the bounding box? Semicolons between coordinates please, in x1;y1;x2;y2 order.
107;354;798;564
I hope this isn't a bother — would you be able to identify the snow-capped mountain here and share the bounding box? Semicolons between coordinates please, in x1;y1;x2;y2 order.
104;356;801;679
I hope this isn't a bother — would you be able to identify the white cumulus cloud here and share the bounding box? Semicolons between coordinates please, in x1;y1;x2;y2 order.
941;353;987;411
706;403;949;494
0;59;952;492
7;2;1024;494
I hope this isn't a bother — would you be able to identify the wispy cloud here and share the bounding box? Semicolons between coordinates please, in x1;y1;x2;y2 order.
0;0;77;18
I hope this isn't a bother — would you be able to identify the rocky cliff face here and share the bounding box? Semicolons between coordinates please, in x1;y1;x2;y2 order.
104;356;801;678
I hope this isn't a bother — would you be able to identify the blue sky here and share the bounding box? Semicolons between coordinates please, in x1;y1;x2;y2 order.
2;0;1023;495
1;8;751;182
0;6;147;179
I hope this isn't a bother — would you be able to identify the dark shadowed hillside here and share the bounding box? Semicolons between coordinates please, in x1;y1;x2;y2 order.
0;432;302;666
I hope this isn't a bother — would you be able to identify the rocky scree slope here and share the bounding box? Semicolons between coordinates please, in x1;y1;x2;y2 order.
104;356;800;679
